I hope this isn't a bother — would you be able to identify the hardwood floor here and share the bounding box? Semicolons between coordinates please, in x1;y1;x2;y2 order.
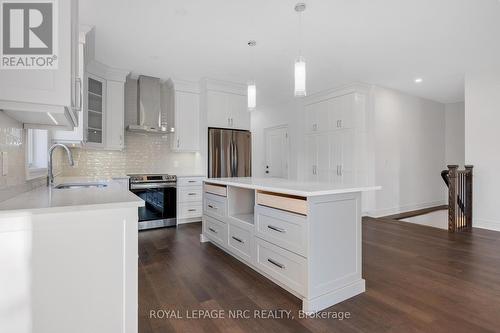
138;218;500;333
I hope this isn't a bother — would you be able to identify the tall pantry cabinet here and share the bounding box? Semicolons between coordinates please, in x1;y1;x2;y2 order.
304;87;368;185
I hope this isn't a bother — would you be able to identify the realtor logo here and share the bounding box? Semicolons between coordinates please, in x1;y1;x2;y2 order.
1;0;58;69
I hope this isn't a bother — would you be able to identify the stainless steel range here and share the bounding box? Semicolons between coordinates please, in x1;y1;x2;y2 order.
128;174;177;230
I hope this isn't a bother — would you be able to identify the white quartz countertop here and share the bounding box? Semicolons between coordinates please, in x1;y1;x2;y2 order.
205;177;381;197
0;177;144;215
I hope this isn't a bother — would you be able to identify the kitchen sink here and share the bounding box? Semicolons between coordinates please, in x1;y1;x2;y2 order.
54;182;108;189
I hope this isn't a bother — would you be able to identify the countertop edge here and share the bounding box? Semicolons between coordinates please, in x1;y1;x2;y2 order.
204;178;381;197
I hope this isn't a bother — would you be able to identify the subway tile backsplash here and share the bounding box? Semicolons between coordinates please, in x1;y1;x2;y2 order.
62;132;203;177
0;113;63;202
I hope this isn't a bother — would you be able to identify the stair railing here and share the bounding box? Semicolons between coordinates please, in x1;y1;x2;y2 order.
441;165;473;232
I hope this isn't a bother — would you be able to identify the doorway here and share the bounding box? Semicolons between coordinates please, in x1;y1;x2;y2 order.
264;125;289;178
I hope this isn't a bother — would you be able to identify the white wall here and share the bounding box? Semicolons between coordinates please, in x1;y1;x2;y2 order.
368;86;447;216
445;102;465;166
251;102;302;179
252;84;450;217
464;70;500;231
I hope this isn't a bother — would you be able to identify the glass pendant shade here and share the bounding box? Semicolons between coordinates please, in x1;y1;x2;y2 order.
247;81;256;110
294;56;306;97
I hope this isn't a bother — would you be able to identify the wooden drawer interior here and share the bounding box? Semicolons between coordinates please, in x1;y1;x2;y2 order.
256;190;307;215
204;183;227;197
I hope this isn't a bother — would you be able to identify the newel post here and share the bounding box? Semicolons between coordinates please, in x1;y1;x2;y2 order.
447;165;458;232
465;165;474;231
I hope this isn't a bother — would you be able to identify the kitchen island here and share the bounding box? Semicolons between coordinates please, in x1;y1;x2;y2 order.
201;177;380;313
0;177;144;333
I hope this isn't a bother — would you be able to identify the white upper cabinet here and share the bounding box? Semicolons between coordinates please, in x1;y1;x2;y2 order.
305;92;365;134
206;90;231;129
203;79;250;130
52;26;127;151
170;87;200;152
85;61;128;151
0;0;80;130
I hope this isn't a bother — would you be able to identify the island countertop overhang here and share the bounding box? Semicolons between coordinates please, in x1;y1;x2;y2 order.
204;177;381;197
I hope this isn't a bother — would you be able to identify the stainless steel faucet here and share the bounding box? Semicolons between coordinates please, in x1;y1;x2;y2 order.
47;143;74;187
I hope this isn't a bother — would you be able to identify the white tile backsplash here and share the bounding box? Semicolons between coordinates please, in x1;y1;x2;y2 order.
0;112;63;202
62;132;204;177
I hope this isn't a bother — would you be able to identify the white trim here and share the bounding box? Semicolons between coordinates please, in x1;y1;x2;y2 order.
474;218;500;232
364;200;447;218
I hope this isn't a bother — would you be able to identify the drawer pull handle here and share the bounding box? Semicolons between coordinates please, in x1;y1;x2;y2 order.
188;180;197;183
231;236;244;244
267;258;285;269
268;225;286;233
188;209;197;212
207;204;217;210
208;227;217;234
188;193;197;195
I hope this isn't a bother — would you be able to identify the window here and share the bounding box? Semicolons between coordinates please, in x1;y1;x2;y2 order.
26;129;48;180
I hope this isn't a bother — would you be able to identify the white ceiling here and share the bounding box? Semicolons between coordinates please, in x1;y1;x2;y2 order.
80;0;500;106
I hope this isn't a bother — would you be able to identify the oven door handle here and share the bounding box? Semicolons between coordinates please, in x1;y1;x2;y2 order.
130;183;176;190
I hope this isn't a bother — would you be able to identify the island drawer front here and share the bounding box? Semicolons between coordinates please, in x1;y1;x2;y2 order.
256;191;307;216
204;183;227;197
255;205;307;257
178;188;203;202
178;203;203;219
228;224;252;262
178;177;204;187
255;238;306;296
204;216;227;247
204;193;227;220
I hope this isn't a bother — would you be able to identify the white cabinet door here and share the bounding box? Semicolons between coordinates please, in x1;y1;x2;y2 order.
305;103;318;133
173;91;200;152
105;80;125;150
305;100;330;133
85;74;106;147
305;133;330;182
207;90;231;128
228;93;250;130
0;0;80;117
330;129;355;184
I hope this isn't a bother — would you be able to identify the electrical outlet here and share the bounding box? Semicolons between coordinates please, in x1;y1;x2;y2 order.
1;152;7;176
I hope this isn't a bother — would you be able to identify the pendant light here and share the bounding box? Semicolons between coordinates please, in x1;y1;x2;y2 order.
294;3;307;97
247;40;257;111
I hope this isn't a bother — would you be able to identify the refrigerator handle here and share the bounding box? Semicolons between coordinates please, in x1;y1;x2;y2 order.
234;141;238;176
228;140;233;177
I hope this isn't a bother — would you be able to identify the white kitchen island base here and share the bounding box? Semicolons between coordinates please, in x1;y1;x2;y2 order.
200;178;379;313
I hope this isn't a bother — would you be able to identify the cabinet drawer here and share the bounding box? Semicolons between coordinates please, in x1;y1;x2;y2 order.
204;216;227;247
204;183;227;197
204;193;227;220
256;191;307;215
228;224;252;262
255;238;306;296
255;205;307;257
178;177;204;187
178;203;202;219
178;188;203;202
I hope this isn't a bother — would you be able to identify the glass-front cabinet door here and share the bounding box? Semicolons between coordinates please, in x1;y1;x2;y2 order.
86;74;106;146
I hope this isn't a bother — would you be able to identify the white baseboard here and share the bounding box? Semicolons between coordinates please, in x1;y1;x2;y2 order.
302;279;366;313
177;217;202;225
474;218;500;232
364;200;446;218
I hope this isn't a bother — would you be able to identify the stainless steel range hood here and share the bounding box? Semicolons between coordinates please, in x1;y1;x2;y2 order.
127;75;170;134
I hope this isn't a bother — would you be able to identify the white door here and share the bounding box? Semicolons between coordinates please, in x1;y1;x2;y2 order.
264;126;289;178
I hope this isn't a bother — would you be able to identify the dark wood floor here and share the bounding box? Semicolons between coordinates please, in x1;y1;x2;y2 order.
138;218;500;333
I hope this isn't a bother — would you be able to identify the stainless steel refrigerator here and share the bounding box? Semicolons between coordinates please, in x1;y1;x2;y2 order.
208;128;251;178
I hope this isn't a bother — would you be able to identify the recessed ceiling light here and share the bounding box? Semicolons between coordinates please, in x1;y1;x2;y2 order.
414;78;423;84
